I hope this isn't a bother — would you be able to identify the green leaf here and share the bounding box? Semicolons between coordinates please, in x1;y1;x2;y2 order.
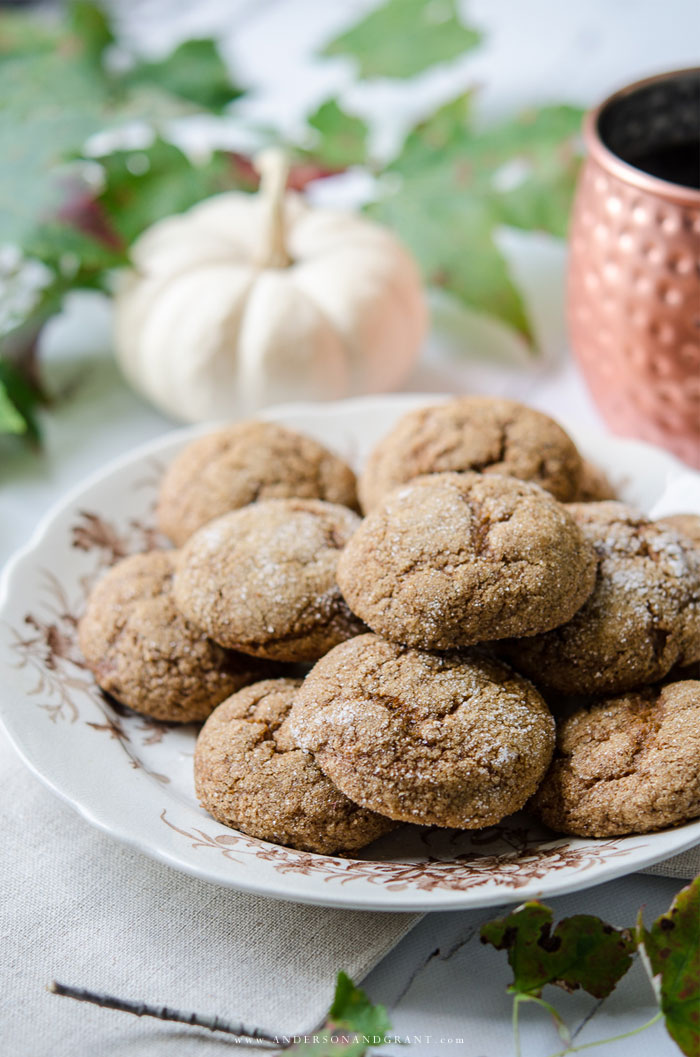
368;95;584;342
481;901;636;999
0;10;62;58
0;5;243;248
124;38;242;112
0;52;109;245
321;0;482;79
0;380;26;435
66;2;114;70
95;138;240;246
329;971;391;1038
288;972;391;1057
388;96;584;228
638;877;700;1057
0;358;41;441
369;159;532;339
390;91;475;177
307;99;369;169
22;221;128;281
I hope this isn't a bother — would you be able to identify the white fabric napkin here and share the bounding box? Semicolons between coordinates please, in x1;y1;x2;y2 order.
0;733;419;1057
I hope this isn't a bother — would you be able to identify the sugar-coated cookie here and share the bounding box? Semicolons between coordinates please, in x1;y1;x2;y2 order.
194;679;394;853
504;502;700;695
78;551;266;722
158;421;358;546
174;499;364;662
532;681;700;836
289;634;555;829
337;473;597;649
358;397;583;512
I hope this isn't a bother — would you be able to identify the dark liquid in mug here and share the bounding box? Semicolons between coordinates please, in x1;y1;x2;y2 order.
625;139;700;189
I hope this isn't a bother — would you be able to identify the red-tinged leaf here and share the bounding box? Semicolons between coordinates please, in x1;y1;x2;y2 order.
481;900;636;999
638;877;700;1057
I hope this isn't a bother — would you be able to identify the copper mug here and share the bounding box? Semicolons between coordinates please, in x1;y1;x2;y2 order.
568;68;700;468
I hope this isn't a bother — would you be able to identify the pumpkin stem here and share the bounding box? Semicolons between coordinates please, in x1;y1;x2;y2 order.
255;148;292;269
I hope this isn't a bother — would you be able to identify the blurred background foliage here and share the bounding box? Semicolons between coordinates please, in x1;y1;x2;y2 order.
0;0;584;443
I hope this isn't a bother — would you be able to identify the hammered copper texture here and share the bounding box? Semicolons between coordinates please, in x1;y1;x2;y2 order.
568;99;700;469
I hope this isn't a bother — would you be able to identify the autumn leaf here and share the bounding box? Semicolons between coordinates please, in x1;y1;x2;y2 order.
638;877;700;1057
368;94;584;342
480;901;636;999
94;138;242;247
122;38;242;112
0;50;110;246
321;0;482;79
0;357;41;440
307;99;369;169
289;972;391;1057
65;0;114;72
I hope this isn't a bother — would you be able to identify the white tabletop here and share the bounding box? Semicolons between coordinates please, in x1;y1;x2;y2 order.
2;2;697;1054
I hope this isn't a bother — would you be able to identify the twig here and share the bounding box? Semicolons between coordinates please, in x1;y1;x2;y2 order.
48;981;285;1046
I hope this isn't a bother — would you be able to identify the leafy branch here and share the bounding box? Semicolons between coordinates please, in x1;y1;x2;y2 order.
47;881;698;1056
480;876;699;1057
1;0;585;447
50;971;392;1055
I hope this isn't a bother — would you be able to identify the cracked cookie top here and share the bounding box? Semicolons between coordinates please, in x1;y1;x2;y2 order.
194;679;394;853
158;421;358;546
289;634;555;829
336;472;597;649
173;498;365;662
78;551;267;722
503;502;700;695
358;397;583;512
531;680;700;836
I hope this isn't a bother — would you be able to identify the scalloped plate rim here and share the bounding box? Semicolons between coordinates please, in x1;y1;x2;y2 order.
1;392;699;912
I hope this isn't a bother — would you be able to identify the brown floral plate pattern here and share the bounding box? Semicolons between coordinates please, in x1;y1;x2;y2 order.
2;394;699;911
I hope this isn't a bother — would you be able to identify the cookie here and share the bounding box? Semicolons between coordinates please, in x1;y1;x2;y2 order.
289;634;555;828
174;499;365;662
337;473;597;650
78;551;265;722
573;459;617;502
504;502;700;695
531;681;700;836
158;421;358;546
194;678;394;853
358;397;583;512
657;513;700;547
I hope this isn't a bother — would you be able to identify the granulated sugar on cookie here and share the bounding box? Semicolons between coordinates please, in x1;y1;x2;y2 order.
337;472;597;650
532;680;700;836
78;551;268;722
195;679;395;853
174;498;365;662
289;634;555;829
504;502;700;695
358;396;584;512
158;420;358;546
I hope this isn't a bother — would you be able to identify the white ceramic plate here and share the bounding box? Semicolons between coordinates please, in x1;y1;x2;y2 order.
2;394;699;912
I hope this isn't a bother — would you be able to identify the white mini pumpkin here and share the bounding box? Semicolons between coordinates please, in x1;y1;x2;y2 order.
114;150;428;422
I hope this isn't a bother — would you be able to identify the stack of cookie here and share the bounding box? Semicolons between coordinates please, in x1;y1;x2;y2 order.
78;399;700;855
